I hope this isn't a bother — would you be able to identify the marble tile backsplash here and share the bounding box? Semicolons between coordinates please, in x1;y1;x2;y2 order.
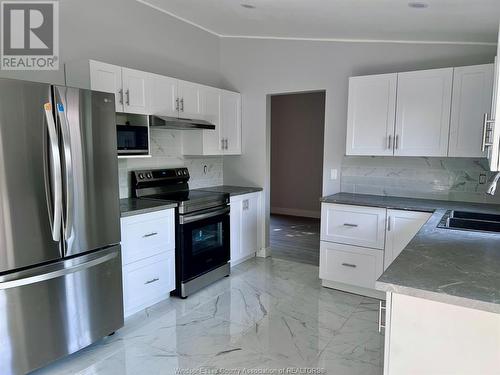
118;129;223;198
341;156;500;204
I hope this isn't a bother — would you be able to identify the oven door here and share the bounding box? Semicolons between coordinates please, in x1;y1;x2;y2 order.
116;124;149;155
178;206;230;281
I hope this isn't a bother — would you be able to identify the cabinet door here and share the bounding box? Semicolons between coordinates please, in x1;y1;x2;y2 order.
487;25;500;171
384;210;431;270
241;194;258;258
150;73;178;117
178;80;201;118
230;198;242;264
394;68;453;156
122;67;151;114
89;60;123;112
346;73;397;156
449;64;494;157
221;90;242;155
200;86;223;155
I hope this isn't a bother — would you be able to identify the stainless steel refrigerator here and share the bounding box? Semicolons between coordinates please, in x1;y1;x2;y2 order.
0;78;123;375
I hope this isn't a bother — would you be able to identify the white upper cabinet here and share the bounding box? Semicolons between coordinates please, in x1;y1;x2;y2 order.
200;86;222;155
149;73;178;117
177;80;201;119
394;68;453;157
67;60;151;114
221;90;242;155
346;73;397;156
88;60;123;112
449;64;494;158
122;68;151;115
486;24;500;171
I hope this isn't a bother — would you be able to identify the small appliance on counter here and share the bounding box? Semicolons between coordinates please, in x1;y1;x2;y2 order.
131;168;230;298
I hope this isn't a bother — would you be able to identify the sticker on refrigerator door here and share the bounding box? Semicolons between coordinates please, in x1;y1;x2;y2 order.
43;102;51;111
57;103;64;112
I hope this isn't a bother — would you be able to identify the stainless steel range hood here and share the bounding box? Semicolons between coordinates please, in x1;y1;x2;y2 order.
149;115;216;130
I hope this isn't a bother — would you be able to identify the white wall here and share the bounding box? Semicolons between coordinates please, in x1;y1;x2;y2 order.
0;0;221;87
219;38;496;247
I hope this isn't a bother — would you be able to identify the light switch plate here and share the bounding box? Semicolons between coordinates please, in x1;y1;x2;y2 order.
330;169;338;180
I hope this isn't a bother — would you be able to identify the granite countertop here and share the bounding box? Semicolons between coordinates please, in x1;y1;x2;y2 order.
321;192;500;314
120;198;178;218
195;185;263;197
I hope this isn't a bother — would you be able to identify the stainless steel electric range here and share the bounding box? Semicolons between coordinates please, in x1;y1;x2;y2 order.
132;168;230;298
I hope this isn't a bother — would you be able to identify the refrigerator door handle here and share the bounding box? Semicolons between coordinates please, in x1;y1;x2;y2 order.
0;250;118;290
55;99;74;241
43;103;62;242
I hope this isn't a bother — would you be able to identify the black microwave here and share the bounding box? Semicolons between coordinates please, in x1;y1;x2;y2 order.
116;113;150;156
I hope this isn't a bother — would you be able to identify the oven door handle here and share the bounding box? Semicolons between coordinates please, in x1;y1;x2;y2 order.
179;206;230;225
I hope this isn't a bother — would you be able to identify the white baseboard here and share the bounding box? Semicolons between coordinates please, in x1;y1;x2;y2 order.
230;253;256;267
270;207;320;219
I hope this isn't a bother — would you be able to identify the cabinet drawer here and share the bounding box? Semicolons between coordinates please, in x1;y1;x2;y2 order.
321;203;386;249
319;241;384;289
121;209;175;265
122;251;175;317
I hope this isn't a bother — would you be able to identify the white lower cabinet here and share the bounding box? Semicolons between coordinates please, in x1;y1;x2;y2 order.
384;209;431;270
320;241;384;289
230;192;262;266
320;203;430;297
120;208;176;318
383;292;500;375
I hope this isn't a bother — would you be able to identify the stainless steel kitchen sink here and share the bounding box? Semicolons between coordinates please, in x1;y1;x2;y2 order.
438;210;500;233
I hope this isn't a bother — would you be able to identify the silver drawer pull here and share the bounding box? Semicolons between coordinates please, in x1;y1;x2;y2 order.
145;278;159;285
343;223;358;227
341;262;357;268
378;300;386;333
143;232;158;238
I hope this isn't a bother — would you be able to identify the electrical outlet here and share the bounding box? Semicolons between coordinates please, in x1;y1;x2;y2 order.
330;169;338;180
479;173;487;184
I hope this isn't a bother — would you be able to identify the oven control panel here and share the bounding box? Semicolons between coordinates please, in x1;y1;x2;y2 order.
133;168;189;182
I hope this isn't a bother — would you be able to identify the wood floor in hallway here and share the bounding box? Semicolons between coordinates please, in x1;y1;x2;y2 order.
270;214;320;266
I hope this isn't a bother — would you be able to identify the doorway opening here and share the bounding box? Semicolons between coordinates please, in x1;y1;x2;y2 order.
269;91;325;266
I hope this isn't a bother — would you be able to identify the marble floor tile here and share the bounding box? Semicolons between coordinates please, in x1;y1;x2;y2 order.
32;257;383;375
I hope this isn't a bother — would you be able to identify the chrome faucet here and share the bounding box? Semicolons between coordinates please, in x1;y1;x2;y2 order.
486;172;500;195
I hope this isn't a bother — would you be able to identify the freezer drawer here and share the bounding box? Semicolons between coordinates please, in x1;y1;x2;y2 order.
0;245;124;375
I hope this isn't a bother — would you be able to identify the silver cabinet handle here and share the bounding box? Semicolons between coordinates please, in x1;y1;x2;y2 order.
378;300;386;333
145;278;159;285
176;97;180;111
221;138;225;150
118;89;123;104
225;139;229;150
387;135;392;150
125;89;130;105
482;113;494;152
143;232;158;238
395;134;399;150
180;98;184;112
243;199;249;210
341;263;357;268
343;223;358;227
43;103;63;243
387;216;391;231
